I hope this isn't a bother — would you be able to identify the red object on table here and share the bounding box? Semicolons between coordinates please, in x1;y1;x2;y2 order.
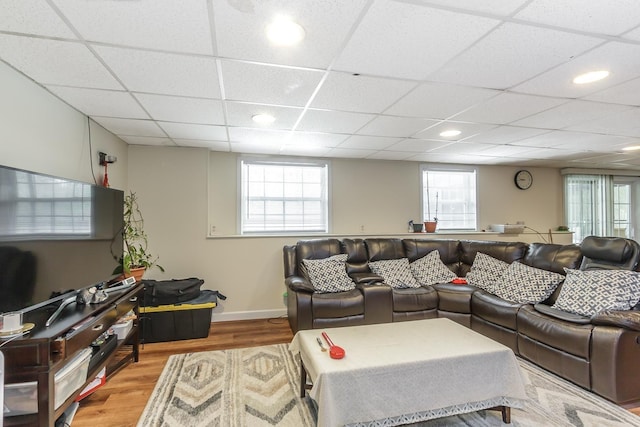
322;332;345;359
451;277;467;285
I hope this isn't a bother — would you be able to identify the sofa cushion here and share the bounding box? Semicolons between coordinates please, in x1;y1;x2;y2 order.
492;261;565;304
465;252;509;292
311;288;364;318
471;290;521;330
392;286;438;312
410;250;456;286
368;258;420;289
302;254;356;293
552;269;640;316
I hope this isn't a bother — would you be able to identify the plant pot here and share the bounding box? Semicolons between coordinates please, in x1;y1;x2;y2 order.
424;221;437;233
412;223;424;232
125;267;146;283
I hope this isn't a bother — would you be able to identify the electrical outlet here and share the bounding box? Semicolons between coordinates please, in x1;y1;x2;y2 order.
210;225;217;235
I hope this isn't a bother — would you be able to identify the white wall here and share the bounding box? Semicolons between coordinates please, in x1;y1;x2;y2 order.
0;62;128;188
131;148;569;321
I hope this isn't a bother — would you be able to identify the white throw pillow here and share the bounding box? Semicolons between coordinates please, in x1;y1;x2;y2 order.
369;258;420;289
465;252;510;293
301;254;356;293
493;261;565;304
552;269;640;317
410;250;456;286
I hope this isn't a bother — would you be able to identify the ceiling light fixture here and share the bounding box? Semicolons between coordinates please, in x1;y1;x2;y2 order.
572;70;610;85
622;145;640;151
252;114;276;125
439;130;461;137
266;17;305;46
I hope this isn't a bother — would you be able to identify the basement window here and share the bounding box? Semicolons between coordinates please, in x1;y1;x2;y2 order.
240;158;329;234
421;165;477;230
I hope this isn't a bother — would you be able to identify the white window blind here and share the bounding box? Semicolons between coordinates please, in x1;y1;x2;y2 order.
564;174;613;243
240;159;329;234
421;166;477;230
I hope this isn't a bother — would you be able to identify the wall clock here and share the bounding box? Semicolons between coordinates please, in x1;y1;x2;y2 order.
514;170;533;190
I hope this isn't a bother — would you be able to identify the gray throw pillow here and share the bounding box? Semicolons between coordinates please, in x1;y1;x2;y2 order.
301;254;356;293
552;269;640;317
410;250;456;286
466;252;509;293
369;258;420;289
493;261;565;304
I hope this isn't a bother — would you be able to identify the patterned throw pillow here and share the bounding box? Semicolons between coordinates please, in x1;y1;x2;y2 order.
410;250;456;286
493;261;565;304
301;254;356;293
368;258;420;289
465;252;510;292
552;269;640;317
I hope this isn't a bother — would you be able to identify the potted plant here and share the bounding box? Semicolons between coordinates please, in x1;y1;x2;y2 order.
113;191;164;282
424;192;438;233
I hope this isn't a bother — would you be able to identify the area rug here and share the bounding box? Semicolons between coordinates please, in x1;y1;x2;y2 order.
137;344;640;427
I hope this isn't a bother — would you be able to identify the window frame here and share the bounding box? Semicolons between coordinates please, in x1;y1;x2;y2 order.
238;157;331;235
420;164;478;231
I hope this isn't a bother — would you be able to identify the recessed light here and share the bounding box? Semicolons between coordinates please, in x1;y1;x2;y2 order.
573;70;609;85
266;17;305;46
439;130;461;137
622;145;640;151
252;114;276;125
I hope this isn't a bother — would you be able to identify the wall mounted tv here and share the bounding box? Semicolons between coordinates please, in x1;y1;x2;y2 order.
0;165;124;314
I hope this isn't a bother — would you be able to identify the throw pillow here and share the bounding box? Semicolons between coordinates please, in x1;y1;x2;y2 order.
552;269;640;317
368;258;420;289
410;250;456;286
301;254;356;293
465;252;510;293
492;261;565;304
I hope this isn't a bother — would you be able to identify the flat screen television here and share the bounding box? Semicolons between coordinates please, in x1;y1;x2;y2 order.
0;165;124;316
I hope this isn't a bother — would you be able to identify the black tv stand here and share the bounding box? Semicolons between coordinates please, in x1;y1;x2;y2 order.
45;295;78;327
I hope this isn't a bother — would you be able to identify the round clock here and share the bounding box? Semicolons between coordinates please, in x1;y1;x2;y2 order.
514;170;533;190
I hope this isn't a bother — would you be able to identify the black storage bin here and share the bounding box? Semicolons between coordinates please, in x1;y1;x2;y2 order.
140;290;218;343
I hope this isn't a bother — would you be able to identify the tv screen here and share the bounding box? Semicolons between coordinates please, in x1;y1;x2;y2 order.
0;165;124;313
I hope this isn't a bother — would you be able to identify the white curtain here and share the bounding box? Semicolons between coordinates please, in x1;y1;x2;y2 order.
564;174;613;243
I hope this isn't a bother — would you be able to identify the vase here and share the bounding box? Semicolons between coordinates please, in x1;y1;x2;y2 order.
424;221;437;233
412;223;424;232
125;267;146;283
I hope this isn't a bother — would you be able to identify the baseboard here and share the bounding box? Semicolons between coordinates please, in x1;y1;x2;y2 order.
211;308;287;323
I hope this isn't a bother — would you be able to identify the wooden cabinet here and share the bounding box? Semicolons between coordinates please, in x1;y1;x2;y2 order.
2;283;142;427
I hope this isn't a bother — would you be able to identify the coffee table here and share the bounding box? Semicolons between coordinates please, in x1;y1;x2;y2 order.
289;318;528;427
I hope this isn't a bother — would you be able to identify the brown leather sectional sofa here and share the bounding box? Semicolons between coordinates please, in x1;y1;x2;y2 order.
283;236;640;405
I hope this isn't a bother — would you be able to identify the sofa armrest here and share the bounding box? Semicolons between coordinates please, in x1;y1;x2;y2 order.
351;272;384;285
591;310;640;331
285;276;315;293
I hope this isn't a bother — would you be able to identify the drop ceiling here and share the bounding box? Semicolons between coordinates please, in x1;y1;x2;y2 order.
3;0;640;169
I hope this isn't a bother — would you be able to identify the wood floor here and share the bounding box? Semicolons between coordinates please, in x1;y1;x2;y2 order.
71;317;639;426
72;317;293;427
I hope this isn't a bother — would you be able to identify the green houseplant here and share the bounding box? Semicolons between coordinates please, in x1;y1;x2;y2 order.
114;191;164;281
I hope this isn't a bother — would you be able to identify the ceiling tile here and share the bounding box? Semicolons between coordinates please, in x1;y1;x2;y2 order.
280;145;332;157
1;0;76;38
365;151;415;161
173;139;230;152
325;147;377;159
288;132;347;147
357;116;438;138
47;86;149;119
94;46;220;97
462;126;550;145
221;60;323;107
135;93;224;125
385;82;500;119
53;0;212;54
334;0;499;79
514;0;640;36
118;136;175;146
415;0;529;16
451;92;566;124
93;117;165;137
512;130;633;150
225;102;302;130
386;139;452;153
0;35;122;89
428;22;602;89
512;100;632;129
229;127;292;145
338;135;402;150
428;141;495;155
311;72;416;113
158;122;228;141
473;144;539;157
513;42;640;98
566;108;640;138
297;109;375;133
230;141;282;155
585;77;640;106
213;0;369;68
414;121;497;141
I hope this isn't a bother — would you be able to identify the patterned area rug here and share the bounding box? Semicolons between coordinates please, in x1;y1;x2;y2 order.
137;344;640;427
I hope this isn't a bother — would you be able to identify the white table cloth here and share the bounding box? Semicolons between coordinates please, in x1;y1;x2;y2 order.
289;318;528;427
